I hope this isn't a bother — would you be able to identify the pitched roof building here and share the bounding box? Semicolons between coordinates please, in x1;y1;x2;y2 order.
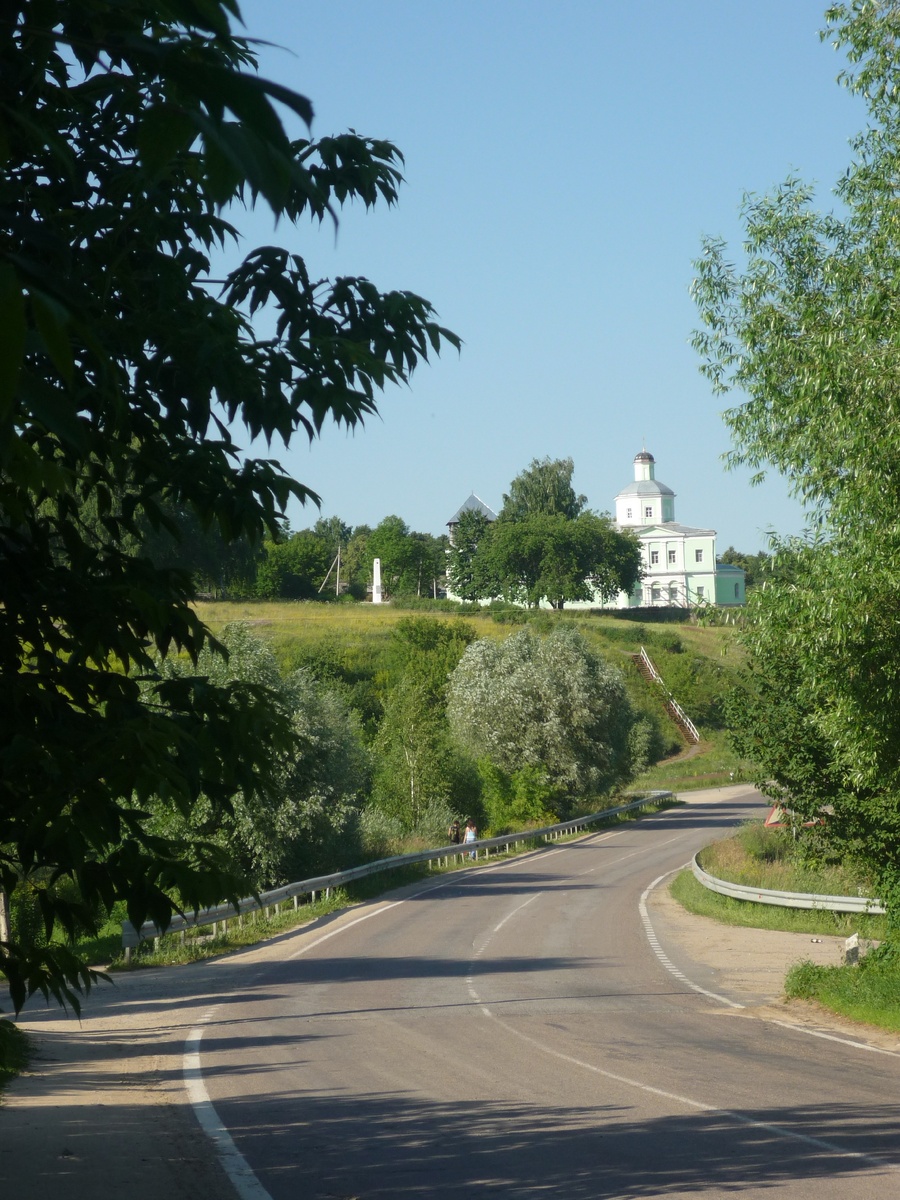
444;452;745;609
612;450;744;608
446;493;497;545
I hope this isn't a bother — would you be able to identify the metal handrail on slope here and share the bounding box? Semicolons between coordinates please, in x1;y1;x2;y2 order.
692;855;885;915
637;647;700;744
121;791;674;955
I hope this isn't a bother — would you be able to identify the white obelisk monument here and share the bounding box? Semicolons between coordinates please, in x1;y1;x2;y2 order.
372;557;383;604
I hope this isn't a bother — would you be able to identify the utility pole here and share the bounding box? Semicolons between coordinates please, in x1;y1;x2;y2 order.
318;542;342;597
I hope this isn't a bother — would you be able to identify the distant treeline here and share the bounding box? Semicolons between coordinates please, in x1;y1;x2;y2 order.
144;509;446;601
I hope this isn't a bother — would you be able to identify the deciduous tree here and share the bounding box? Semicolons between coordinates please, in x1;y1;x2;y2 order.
446;509;498;601
0;0;458;1011
501;457;586;521
691;0;900;923
482;511;640;609
370;619;480;832
447;626;638;817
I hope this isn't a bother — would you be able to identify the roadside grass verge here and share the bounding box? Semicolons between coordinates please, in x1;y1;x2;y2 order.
670;821;899;1033
669;869;887;940
785;957;900;1032
698;823;878;897
635;729;754;792
0;1021;31;1097
103;796;679;970
671;822;885;939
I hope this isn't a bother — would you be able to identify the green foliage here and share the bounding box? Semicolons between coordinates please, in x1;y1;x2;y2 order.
477;761;558;833
691;1;900;929
446;509;497;601
447;459;641;610
627;717;670;777
370;619;481;832
718;546;782;590
367;517;447;599
368;516;414;596
255;530;333;599
0;1020;30;1091
154;625;369;888
448;625;638;817
0;1;456;1011
698;822;876;896
485;511;641;609
785;957;900;1032
501;456;587;521
651;643;733;729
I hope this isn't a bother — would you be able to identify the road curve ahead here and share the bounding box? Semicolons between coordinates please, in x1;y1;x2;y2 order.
191;789;900;1199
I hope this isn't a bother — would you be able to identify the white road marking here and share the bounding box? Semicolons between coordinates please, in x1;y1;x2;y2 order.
640;868;746;1009
639;870;900;1059
768;1020;900;1059
184;1026;275;1200
470;1003;895;1172
468;878;898;1173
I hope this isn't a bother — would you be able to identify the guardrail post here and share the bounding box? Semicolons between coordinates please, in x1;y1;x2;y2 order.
121;790;675;955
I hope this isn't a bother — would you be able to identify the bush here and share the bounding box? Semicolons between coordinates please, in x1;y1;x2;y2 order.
478;761;557;833
449;625;639;814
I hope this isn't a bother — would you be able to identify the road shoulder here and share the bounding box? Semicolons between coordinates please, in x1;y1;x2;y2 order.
647;874;900;1055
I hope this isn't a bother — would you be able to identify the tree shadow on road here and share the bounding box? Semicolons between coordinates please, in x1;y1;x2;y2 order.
220;1089;900;1198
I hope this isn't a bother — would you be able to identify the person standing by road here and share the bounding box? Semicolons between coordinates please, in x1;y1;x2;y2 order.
463;817;477;860
448;819;461;845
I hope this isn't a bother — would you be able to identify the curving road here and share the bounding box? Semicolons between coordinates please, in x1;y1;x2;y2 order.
186;788;900;1199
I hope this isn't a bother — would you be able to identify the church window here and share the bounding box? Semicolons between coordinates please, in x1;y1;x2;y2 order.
669;585;678;601
734;583;740;598
651;585;661;601
695;548;703;562
626;507;632;519
696;586;705;599
645;506;653;518
667;549;676;564
650;550;659;564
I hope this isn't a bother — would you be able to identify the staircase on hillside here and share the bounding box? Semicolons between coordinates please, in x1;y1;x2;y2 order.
631;647;700;745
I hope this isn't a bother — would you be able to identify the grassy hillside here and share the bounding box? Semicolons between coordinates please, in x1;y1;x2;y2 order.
194;600;749;788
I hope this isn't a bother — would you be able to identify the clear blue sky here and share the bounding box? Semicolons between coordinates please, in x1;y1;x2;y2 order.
230;1;862;552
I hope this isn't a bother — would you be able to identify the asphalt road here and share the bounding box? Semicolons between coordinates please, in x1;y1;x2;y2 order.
187;788;900;1199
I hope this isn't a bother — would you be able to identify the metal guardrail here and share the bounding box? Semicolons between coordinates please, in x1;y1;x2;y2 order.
692;855;885;915
121;791;675;956
637;647;700;744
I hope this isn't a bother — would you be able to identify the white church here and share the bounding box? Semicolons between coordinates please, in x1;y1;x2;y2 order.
446;449;745;609
611;449;744;609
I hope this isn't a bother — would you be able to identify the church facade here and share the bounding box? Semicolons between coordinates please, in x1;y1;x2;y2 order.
610;450;744;608
444;450;745;609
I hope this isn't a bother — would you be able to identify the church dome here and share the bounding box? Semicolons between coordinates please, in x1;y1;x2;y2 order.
616;448;676;525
